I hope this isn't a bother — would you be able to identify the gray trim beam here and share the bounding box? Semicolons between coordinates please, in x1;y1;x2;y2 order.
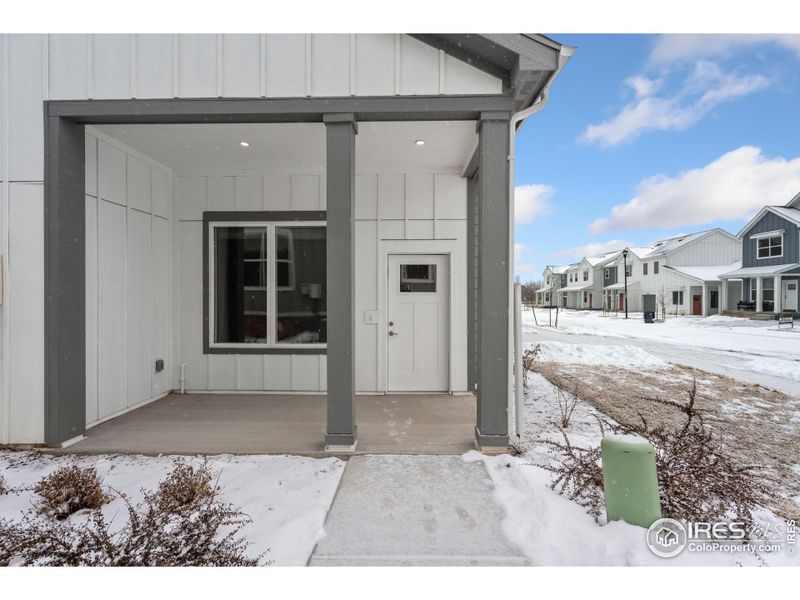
201;211;327;356
44;116;86;445
475;111;511;449
46;96;514;124
466;174;479;390
324;114;357;448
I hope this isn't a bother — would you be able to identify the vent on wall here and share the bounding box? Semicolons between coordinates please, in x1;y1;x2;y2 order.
155;359;165;373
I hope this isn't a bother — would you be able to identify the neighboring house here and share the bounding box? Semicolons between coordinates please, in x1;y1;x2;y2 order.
582;251;620;310
535;265;569;307
559;263;583;308
0;33;572;450
633;229;741;316
721;193;800;314
549;229;741;316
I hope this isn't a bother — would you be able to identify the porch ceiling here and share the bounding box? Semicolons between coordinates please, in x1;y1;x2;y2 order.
96;121;477;175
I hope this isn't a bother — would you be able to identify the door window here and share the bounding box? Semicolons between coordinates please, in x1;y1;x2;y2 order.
400;264;437;293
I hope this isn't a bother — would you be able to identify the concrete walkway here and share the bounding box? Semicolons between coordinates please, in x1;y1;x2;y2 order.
309;455;528;566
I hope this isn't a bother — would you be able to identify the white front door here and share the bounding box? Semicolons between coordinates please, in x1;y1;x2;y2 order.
783;280;798;311
387;254;449;392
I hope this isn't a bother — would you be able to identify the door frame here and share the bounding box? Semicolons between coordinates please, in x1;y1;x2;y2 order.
692;294;702;316
783;279;799;311
386;253;451;393
379;239;463;394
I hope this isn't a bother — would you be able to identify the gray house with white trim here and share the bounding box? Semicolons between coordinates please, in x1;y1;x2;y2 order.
0;33;572;452
721;193;800;314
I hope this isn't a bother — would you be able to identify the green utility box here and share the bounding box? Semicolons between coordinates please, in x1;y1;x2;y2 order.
601;435;662;528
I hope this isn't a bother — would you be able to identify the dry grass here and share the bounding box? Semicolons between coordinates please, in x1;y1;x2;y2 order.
33;465;110;520
533;361;800;521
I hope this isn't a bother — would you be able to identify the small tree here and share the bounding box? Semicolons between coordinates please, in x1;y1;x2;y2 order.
656;287;670;322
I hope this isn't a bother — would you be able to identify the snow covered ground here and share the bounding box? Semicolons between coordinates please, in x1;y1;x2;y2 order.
469;371;800;566
524;308;800;394
0;453;344;566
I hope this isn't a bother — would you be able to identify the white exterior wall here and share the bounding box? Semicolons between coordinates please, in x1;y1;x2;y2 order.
176;170;468;394
664;230;741;267
85;128;174;426
0;33;499;442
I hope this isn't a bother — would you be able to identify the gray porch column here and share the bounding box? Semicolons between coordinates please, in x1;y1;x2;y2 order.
475;111;511;451
44;116;86;445
323;114;358;450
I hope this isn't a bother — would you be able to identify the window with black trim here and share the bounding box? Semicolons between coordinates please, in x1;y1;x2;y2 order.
208;218;326;350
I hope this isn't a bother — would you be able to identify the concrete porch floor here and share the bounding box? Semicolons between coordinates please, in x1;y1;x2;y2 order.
64;393;477;456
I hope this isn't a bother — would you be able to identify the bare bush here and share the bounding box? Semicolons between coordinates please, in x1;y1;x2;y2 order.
1;461;261;566
521;344;542;388
538;364;583;428
541;381;769;527
0;474;8;495
539;416;610;520
33;465;110;520
153;459;216;514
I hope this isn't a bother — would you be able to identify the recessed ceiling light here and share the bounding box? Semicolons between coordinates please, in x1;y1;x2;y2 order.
240;141;250;147
415;140;425;146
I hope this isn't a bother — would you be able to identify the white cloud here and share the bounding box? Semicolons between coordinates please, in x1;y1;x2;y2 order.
514;243;540;277
588;146;800;233
624;75;662;98
581;61;769;147
552;240;632;262
649;34;800;65
515;184;555;224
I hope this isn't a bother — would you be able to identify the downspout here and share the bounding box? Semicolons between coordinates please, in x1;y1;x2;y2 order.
508;44;575;443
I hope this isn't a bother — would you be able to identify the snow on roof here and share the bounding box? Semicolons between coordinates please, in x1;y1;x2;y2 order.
585;251;621;267
786;191;800;209
662;262;742;283
547;265;571;274
721;263;800;278
559;284;593;292
768;206;800;226
635;230;714;258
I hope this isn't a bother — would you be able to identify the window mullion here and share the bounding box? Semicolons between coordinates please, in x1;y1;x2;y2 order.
268;223;276;346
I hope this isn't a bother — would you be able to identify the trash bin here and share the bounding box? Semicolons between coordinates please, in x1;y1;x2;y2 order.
644;311;655;323
601;435;662;528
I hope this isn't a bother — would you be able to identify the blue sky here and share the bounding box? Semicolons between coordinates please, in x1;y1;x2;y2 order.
513;34;800;279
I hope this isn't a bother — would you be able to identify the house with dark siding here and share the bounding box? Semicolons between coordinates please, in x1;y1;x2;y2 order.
721;193;800;314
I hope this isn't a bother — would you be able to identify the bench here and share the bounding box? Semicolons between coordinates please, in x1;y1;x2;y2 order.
778;315;794;328
737;301;756;311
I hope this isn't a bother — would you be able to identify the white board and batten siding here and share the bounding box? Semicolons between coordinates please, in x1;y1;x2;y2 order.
84;127;174;426
0;33;498;442
176;170;469;394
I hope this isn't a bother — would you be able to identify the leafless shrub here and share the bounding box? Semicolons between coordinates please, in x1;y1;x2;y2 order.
538;415;611;520
521;344;542;388
0;474;8;495
33;465;110;520
153;459;216;514
538;364;583;428
1;461;261;566
541;381;769;526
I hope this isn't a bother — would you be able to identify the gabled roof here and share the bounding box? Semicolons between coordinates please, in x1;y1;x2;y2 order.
411;34;574;113
736;205;800;237
786;191;800;209
584;251;621;267
544;265;570;275
634;228;737;259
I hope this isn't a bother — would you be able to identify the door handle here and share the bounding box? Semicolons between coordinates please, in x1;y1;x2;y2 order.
388;331;398;336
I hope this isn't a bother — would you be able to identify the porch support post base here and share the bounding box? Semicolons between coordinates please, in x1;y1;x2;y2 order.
474;427;510;454
324;427;359;453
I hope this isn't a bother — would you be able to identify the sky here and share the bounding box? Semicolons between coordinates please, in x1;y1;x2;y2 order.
513;34;800;280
